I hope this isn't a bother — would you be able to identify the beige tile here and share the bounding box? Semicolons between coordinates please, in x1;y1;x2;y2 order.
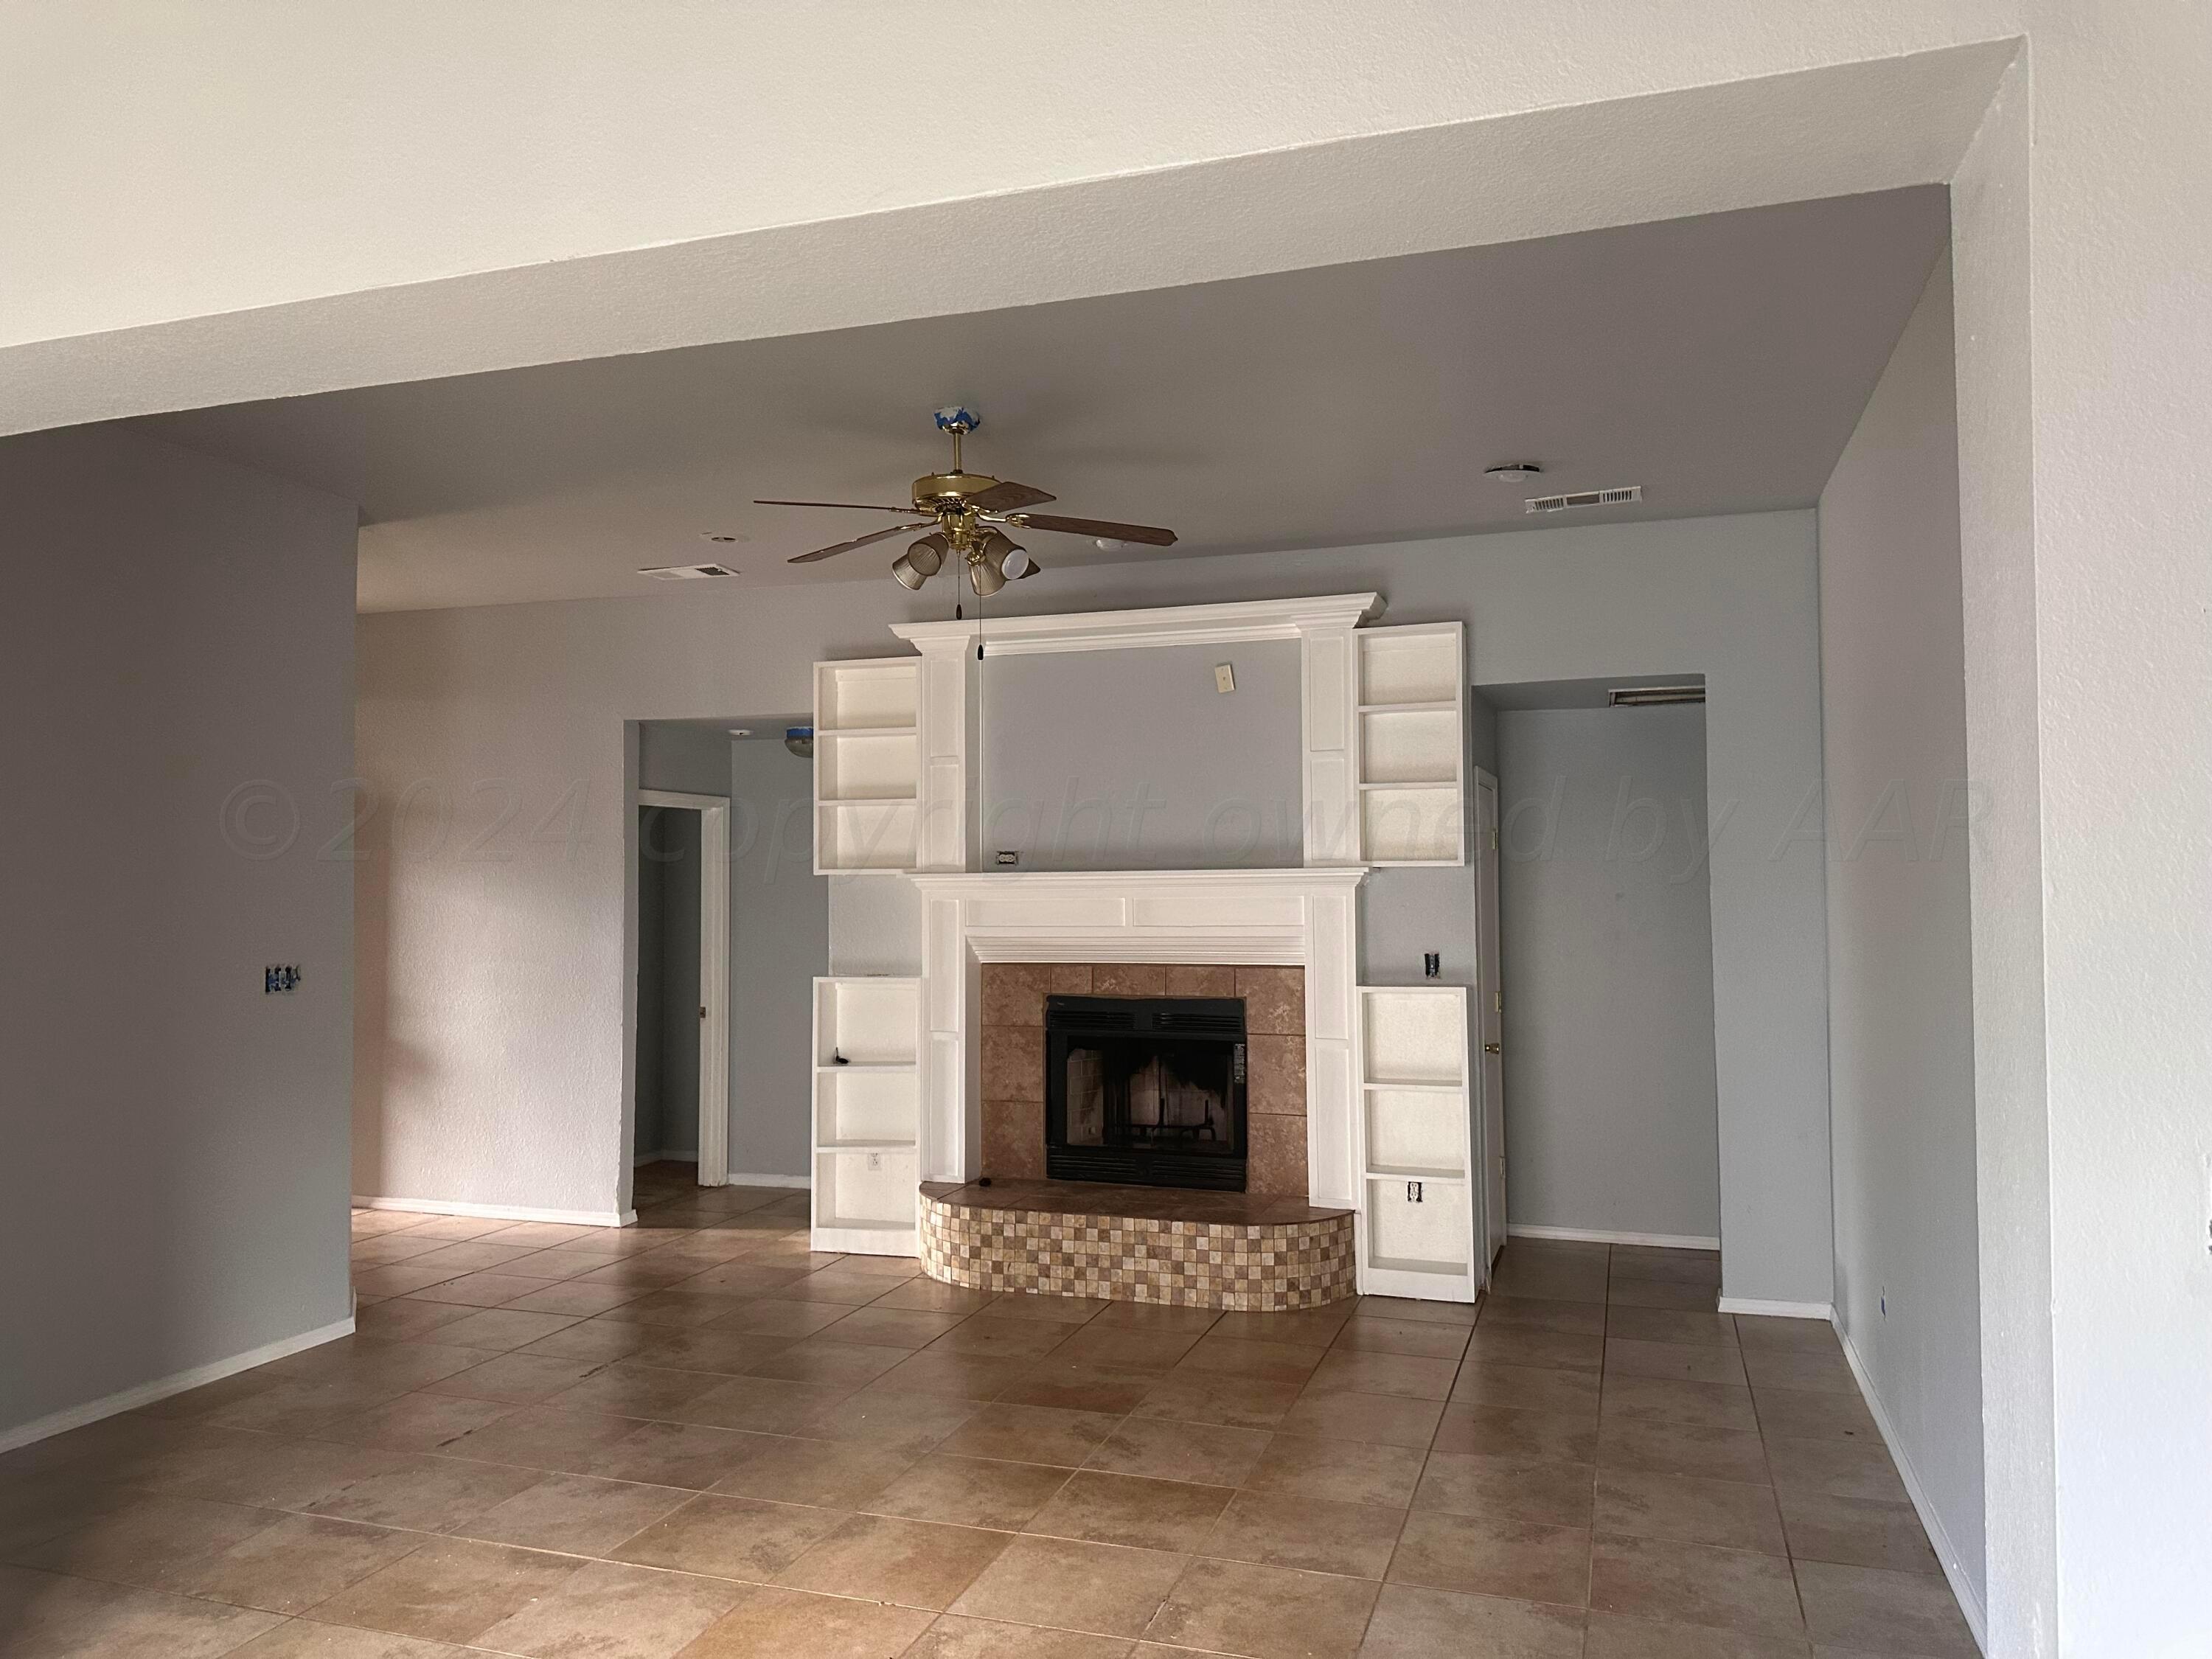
0;1566;286;1658
1091;962;1169;997
1596;1418;1770;1485
709;1436;914;1509
875;1349;1037;1403
1357;1582;1586;1658
1750;1386;1878;1443
1164;963;1236;996
981;1099;1046;1181
551;1363;722;1419
1603;1338;1747;1386
1733;1317;1842;1354
306;1454;543;1531
995;1361;1155;1416
1450;1360;1603;1419
353;1265;468;1300
980;962;1049;1026
1236;966;1306;1034
1583;1611;1812;1658
1593;1470;1787;1554
742;1339;914;1387
421;1308;584;1354
676;1374;846;1436
474;1558;747;1658
603;1290;755;1329
1144;1554;1377;1659
1332;1316;1472;1362
316;1391;520;1453
1601;1375;1760;1433
1479;1296;1610;1338
1175;1332;1324;1385
426;1352;625;1406
949;1533;1189;1638
1050;1326;1203;1374
1740;1346;1858;1394
578;1420;767;1489
1461;1328;1605;1374
1606;1279;1717;1312
902;1612;1133;1659
867;1453;1072;1529
777;1512;1013;1610
1387;1510;1592;1606
1413;1452;1596;1528
628;1329;803;1376
1795;1560;1979;1658
680;1585;934;1658
1131;1370;1304;1430
439;1404;644;1472
612;1492;846;1581
814;1305;971;1349
1211;1301;1358;1346
866;1281;1004;1317
1433;1404;1599;1464
1604;1307;1741;1348
453;1472;692;1554
981;1027;1046;1102
1359;1295;1481;1329
410;1272;561;1309
1245;1113;1310;1199
1775;1489;1942;1574
1277;1386;1445;1449
1024;1470;1234;1551
1202;1489;1405;1578
231;1619;484;1656
167;1436;404;1513
1589;1533;1804;1639
21;1491;284;1590
939;1402;1126;1468
797;1388;984;1460
984;1290;1116;1325
180;1515;428;1615
515;1321;664;1365
303;1536;582;1644
352;1301;480;1345
1609;1247;1723;1287
1245;1032;1307;1113
1761;1436;1910;1505
1245;1434;1428;1509
1308;1347;1459;1401
1085;1416;1270;1486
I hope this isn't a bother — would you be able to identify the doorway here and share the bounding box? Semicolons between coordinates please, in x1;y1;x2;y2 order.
634;790;730;1186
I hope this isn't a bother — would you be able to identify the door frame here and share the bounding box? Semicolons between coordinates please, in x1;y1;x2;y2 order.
637;789;731;1187
1472;768;1506;1276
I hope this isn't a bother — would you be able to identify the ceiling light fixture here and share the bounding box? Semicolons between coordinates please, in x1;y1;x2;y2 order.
639;563;737;580
1485;462;1543;484
891;532;948;591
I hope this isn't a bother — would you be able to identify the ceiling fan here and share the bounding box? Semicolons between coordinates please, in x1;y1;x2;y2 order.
757;408;1178;595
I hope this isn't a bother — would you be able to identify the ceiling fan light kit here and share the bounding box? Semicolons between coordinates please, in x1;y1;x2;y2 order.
759;408;1177;591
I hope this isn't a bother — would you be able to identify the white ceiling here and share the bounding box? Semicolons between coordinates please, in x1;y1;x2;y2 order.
136;189;1947;613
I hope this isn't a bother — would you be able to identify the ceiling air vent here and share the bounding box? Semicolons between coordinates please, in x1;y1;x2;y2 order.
639;563;737;580
1609;685;1705;707
1525;485;1642;515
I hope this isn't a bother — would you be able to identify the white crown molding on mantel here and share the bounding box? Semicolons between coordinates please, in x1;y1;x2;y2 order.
889;592;1384;656
905;866;1369;1211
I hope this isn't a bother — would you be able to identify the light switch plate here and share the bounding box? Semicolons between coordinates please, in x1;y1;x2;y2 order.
1214;662;1235;693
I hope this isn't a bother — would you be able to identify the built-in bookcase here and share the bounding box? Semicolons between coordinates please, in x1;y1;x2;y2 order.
1355;984;1478;1300
1355;623;1465;865
813;658;920;874
810;976;920;1255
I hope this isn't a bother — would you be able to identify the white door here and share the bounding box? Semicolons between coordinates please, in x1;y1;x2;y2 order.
1473;771;1507;1270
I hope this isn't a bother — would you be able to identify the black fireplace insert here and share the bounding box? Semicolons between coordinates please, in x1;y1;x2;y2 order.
1044;994;1247;1191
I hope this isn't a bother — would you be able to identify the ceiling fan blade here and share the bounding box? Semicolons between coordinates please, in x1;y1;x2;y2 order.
787;522;933;564
755;499;919;512
1009;512;1178;547
967;480;1056;513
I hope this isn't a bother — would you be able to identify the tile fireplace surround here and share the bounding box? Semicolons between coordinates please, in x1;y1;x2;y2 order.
980;962;1310;1199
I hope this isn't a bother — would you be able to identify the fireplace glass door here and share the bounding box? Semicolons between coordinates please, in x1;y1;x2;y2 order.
1046;995;1247;1190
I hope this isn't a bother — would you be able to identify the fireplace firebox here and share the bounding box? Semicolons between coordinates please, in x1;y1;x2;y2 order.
1044;995;1247;1191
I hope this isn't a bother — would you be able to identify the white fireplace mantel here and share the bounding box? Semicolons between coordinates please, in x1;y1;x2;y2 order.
906;866;1368;1209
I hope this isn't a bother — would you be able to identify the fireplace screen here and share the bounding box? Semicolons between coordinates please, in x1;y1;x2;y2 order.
1045;995;1247;1190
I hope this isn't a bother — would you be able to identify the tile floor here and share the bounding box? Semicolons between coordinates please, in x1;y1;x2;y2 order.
0;1163;1980;1658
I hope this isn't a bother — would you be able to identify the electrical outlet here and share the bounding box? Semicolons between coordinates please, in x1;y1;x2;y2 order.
1405;1180;1424;1203
1423;952;1440;978
866;1152;883;1172
264;964;302;995
996;850;1018;866
1214;662;1236;694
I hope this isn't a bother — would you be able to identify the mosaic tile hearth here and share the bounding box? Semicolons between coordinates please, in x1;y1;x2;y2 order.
920;1180;1355;1312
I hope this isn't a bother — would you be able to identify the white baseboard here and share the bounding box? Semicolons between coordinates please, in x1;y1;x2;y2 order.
1509;1224;1720;1251
1832;1315;1989;1654
0;1314;355;1457
352;1194;635;1228
1717;1296;1834;1319
726;1172;811;1189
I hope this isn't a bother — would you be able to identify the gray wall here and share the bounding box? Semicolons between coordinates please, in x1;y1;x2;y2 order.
1818;251;1984;1598
728;736;824;1180
1495;706;1722;1242
979;640;1303;868
1;424;357;1441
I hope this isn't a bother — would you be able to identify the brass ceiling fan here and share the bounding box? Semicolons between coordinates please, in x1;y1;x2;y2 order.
757;407;1178;595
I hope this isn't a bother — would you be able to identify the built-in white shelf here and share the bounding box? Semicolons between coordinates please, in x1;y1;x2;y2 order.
811;976;921;1255
1356;984;1476;1301
813;659;922;873
1354;625;1464;866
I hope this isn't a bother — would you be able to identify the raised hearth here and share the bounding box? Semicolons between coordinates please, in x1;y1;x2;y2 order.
919;1178;1355;1312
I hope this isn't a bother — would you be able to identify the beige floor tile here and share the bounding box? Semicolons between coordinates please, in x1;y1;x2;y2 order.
1023;1470;1234;1551
1202;1489;1406;1578
232;1618;484;1656
1609;1248;1723;1288
353;1265;468;1301
1583;1610;1812;1658
351;1301;480;1345
873;1349;1036;1402
1308;1348;1461;1402
776;1512;1012;1610
709;1435;914;1509
18;1491;283;1590
1049;1326;1206;1374
1478;1297;1610;1338
1245;1435;1428;1509
179;1515;428;1615
1174;1333;1325;1386
866;1280;1004;1316
1741;1347;1858;1394
1433;1404;1599;1464
1413;1452;1596;1528
303;1535;582;1644
794;1386;982;1459
423;1352;614;1406
1606;1279;1717;1312
1761;1436;1910;1505
0;1564;285;1658
306;1453;544;1531
439;1404;644;1472
867;1453;1073;1529
1331;1316;1475;1360
678;1585;934;1658
1602;1338;1747;1385
1461;1328;1604;1374
949;1534;1189;1638
501;1280;650;1317
409;1272;560;1309
708;1297;863;1337
1130;1370;1304;1430
1604;1308;1741;1349
1794;1559;1978;1657
1775;1489;1941;1574
420;1308;583;1354
578;1420;766;1489
612;1493;846;1582
902;1611;1135;1659
601;1290;756;1329
1751;1387;1879;1442
1388;1509;1591;1605
1593;1470;1787;1554
777;1269;917;1307
1601;1375;1760;1433
1144;1554;1379;1659
1589;1533;1805;1639
675;1374;849;1436
1357;1296;1480;1329
550;1363;724;1419
472;1558;746;1658
938;1402;1126;1468
1732;1317;1842;1354
995;1362;1157;1416
511;1321;662;1365
315;1391;519;1454
932;1315;1077;1361
1357;1582;1585;1658
740;1338;912;1388
453;1472;692;1554
813;1306;973;1349
168;1436;406;1513
1449;1360;1604;1419
627;1329;801;1376
1277;1387;1445;1450
1596;1419;1770;1485
1208;1302;1359;1348
1084;1416;1269;1486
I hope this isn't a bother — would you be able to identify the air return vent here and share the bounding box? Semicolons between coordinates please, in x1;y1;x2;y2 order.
1609;684;1705;707
639;563;737;580
1525;485;1642;514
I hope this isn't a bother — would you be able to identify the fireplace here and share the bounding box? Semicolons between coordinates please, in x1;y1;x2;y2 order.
1044;994;1247;1191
